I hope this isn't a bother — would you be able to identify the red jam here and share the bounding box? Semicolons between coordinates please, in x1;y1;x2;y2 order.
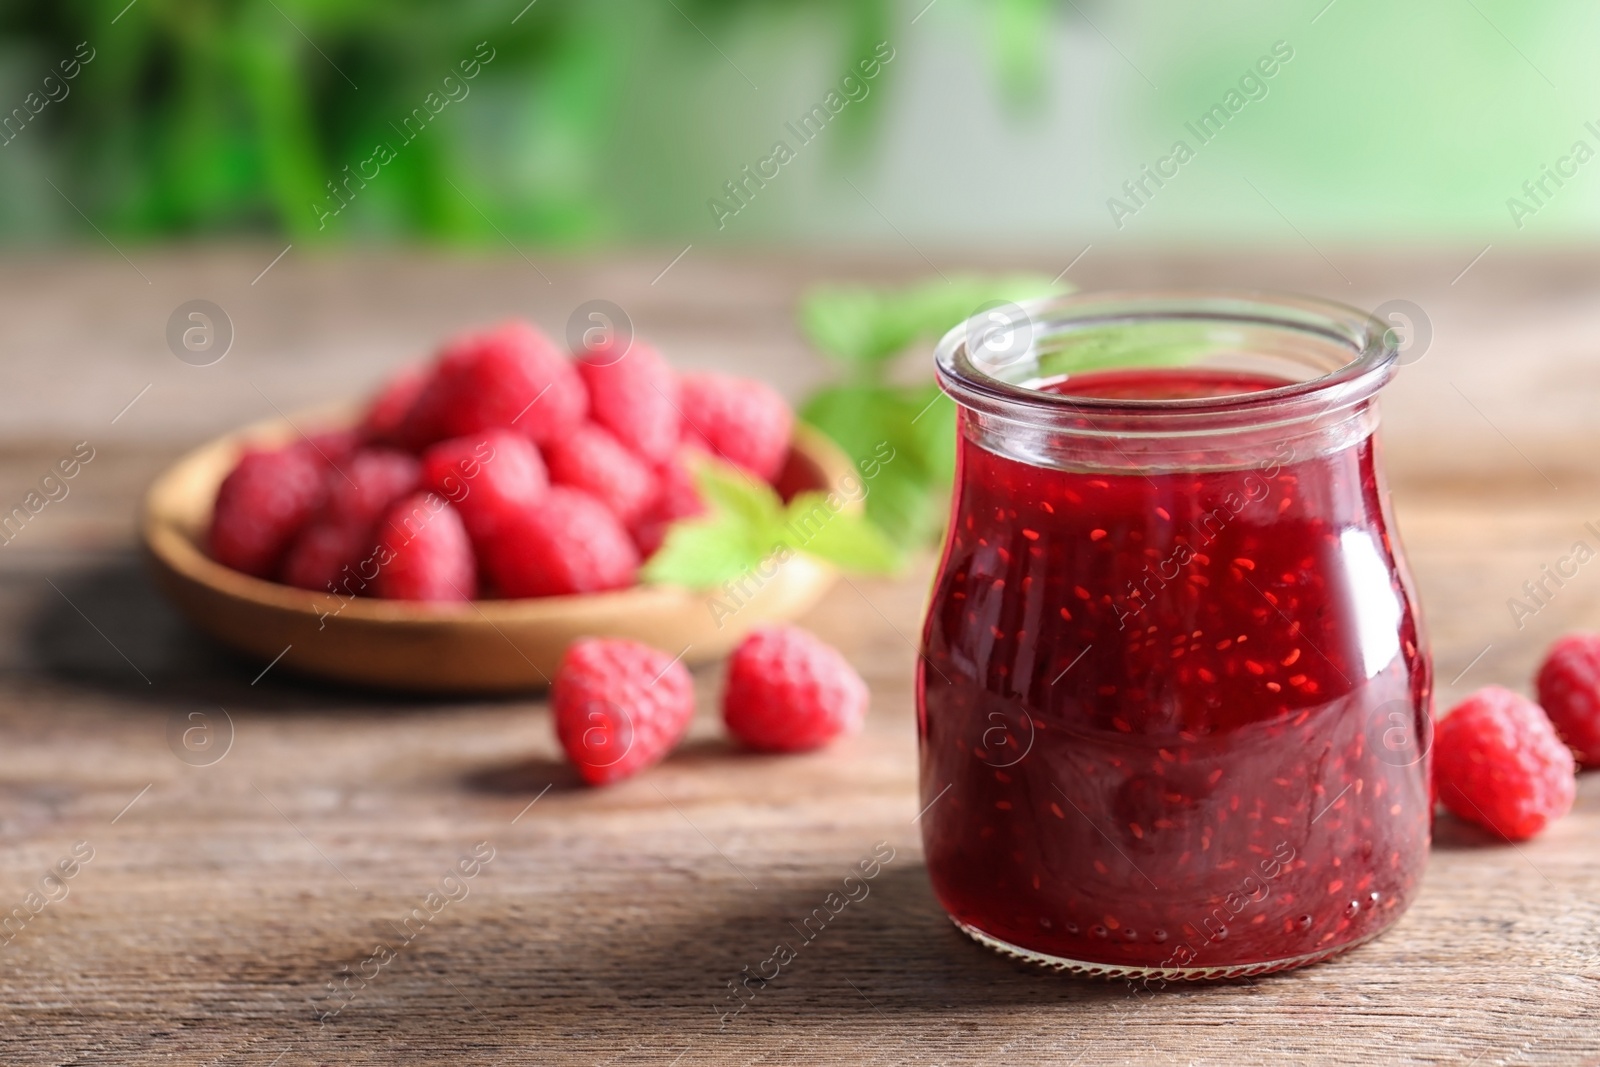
918;367;1431;976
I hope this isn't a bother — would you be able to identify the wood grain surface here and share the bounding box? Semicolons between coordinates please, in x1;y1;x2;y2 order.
1;246;1598;1065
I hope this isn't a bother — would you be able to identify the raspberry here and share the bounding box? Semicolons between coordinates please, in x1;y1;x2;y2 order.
296;429;362;467
552;638;694;785
209;446;325;578
1536;633;1600;766
421;430;547;547
400;320;586;449
281;521;371;593
723;626;868;752
321;448;424;528
371;492;477;602
481;487;639;598
543;423;659;525
360;364;427;446
577;341;681;464
1434;686;1575;841
678;372;793;481
281;449;421;591
630;453;706;558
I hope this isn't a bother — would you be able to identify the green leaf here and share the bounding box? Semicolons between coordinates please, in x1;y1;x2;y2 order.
861;460;951;548
641;458;785;587
689;455;784;530
642;455;903;587
795;276;1238;555
640;513;772;588
793;272;1083;554
800;381;956;546
800;384;907;468
797;288;888;368
799;273;1067;369
905;382;957;488
780;492;902;574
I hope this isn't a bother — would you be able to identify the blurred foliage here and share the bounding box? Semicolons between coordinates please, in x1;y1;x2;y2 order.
0;0;884;240
0;0;1048;242
3;3;1590;244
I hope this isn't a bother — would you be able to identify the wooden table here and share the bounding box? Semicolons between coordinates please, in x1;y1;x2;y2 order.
2;246;1598;1065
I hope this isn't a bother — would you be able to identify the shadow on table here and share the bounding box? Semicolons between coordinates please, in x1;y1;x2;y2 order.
21;552;469;714
599;862;1249;1021
463;738;739;796
461;754;585;794
304;860;1267;1055
1429;810;1556;851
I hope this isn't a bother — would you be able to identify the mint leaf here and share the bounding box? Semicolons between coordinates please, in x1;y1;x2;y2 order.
800;382;955;546
688;455;781;529
800;384;907;465
905;382;957;487
781;492;902;574
859;461;950;548
641;456;902;588
641;459;785;587
799;273;1066;368
796;272;1060;550
640;513;773;588
797;288;888;368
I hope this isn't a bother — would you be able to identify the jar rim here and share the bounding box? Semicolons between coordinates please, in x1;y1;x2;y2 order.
933;290;1397;426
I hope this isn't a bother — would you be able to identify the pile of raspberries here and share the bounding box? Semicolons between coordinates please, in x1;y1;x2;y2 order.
207;319;793;601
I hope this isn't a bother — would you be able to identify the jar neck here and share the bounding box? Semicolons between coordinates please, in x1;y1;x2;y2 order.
935;290;1398;473
959;396;1379;474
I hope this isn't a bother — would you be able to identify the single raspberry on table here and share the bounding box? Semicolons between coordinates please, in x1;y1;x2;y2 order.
723;626;868;752
359;364;427;446
576;341;681;464
678;372;793;482
371;492;477;602
209;446;326;578
421;430;547;547
280;448;421;592
1433;686;1576;841
1536;632;1600;766
400;320;587;449
630;453;707;558
552;637;695;785
543;423;659;525
481;487;639;598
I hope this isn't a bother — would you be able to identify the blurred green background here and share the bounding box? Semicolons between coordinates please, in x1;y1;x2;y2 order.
0;0;1592;245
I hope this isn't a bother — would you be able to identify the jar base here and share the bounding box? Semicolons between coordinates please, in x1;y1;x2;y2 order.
951;917;1384;982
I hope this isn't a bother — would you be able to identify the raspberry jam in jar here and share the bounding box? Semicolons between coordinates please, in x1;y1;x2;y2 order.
918;292;1431;980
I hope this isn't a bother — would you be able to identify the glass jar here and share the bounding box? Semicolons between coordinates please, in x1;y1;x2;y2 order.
918;291;1431;980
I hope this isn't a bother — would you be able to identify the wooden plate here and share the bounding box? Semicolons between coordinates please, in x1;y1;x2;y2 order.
142;414;855;693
